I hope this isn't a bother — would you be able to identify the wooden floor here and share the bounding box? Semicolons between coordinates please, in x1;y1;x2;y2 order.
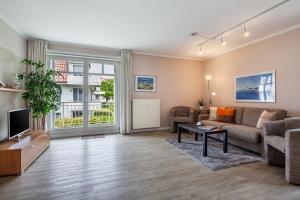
0;132;299;200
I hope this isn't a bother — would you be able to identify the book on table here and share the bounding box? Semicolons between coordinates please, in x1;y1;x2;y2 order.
197;125;217;131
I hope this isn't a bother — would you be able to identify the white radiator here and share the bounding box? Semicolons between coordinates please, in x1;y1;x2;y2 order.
132;99;160;129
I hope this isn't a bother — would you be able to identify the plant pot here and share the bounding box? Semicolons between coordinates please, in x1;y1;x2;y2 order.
198;106;204;110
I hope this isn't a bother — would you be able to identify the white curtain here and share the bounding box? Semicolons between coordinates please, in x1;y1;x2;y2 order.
27;39;48;130
120;50;133;134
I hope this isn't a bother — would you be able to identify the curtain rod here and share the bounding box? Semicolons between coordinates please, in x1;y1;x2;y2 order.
47;50;122;62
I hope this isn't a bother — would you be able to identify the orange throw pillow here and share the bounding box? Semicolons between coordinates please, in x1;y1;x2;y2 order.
217;108;235;123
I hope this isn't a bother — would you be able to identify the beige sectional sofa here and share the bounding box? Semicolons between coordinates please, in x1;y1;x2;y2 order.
198;107;287;155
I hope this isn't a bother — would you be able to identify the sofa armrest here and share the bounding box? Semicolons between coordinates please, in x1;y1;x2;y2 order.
263;120;286;137
198;114;209;121
285;129;300;183
189;109;194;122
286;129;300;149
170;108;175;114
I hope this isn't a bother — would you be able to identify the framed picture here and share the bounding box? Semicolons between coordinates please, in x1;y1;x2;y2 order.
135;75;156;92
234;70;276;102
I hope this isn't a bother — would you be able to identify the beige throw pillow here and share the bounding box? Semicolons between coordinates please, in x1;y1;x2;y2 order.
209;107;218;121
256;110;278;129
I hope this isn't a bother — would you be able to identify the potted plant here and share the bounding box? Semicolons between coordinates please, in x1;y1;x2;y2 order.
197;99;204;110
18;59;62;130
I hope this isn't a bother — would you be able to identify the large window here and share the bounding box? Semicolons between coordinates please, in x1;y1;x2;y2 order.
47;55;119;133
73;65;83;76
73;88;83;102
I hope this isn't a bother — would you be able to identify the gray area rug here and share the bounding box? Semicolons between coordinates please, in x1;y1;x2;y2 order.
165;138;262;171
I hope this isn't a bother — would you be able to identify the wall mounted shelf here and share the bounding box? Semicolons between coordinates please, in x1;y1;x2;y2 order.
0;87;26;93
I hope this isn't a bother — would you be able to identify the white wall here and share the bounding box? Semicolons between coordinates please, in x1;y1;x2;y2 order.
0;18;27;141
132;54;203;127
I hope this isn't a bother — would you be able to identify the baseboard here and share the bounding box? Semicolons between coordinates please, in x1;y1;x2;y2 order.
50;130;119;139
50;126;171;138
131;126;171;133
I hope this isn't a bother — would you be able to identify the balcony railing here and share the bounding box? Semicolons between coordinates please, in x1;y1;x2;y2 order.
54;101;115;128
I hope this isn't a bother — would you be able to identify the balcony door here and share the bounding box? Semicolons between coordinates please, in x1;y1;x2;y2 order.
47;55;120;136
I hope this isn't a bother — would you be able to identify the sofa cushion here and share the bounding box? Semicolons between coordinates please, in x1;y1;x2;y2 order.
265;136;285;153
175;111;188;117
223;124;261;144
225;107;244;124
233;107;245;124
242;108;264;127
242;108;287;127
174;117;190;123
209;107;218;120
256;110;278;128
201;120;230;128
216;108;235;123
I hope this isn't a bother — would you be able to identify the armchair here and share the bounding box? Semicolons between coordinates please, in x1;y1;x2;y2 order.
170;106;194;132
263;117;300;184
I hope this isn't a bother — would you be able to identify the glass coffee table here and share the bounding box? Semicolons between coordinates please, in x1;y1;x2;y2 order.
177;123;228;157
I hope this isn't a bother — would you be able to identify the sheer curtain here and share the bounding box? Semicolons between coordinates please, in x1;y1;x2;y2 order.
27;39;48;130
119;50;133;134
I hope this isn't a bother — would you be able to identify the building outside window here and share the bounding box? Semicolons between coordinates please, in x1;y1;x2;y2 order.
73;88;83;102
73;65;83;76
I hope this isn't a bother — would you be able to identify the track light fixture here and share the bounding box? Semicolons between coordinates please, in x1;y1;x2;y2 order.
243;23;250;38
198;46;203;55
194;0;290;55
220;36;227;46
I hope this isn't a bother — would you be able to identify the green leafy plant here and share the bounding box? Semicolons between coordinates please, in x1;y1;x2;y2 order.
93;108;112;117
100;79;114;101
18;59;62;129
54;116;115;128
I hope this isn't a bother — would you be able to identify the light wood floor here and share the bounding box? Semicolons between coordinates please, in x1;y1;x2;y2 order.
0;132;299;200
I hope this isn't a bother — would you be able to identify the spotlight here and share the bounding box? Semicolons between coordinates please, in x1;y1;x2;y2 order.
198;46;203;55
243;23;250;38
220;36;227;46
205;75;212;81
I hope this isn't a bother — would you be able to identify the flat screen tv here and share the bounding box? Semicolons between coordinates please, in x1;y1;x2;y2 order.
8;108;30;139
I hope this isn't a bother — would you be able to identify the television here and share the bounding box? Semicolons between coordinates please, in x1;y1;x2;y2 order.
8;108;30;139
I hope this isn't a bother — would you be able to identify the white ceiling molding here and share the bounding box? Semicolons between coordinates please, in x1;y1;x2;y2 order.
132;51;202;61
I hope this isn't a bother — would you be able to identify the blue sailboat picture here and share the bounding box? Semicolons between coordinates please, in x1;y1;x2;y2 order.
235;71;275;102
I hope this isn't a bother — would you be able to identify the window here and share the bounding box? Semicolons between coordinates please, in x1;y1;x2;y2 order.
104;64;115;74
89;62;102;74
73;88;83;102
73;65;83;76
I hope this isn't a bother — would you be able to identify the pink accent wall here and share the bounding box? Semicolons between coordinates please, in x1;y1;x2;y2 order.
202;27;300;117
132;54;203;127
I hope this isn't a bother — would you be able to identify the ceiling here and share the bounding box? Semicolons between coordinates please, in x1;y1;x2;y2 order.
0;0;299;60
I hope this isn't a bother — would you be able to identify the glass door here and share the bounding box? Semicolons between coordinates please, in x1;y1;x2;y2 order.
49;57;85;129
48;55;119;136
87;61;117;129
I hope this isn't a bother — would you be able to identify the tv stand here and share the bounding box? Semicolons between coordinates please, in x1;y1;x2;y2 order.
0;130;50;176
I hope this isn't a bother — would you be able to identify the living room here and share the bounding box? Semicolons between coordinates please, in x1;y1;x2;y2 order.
0;0;300;199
